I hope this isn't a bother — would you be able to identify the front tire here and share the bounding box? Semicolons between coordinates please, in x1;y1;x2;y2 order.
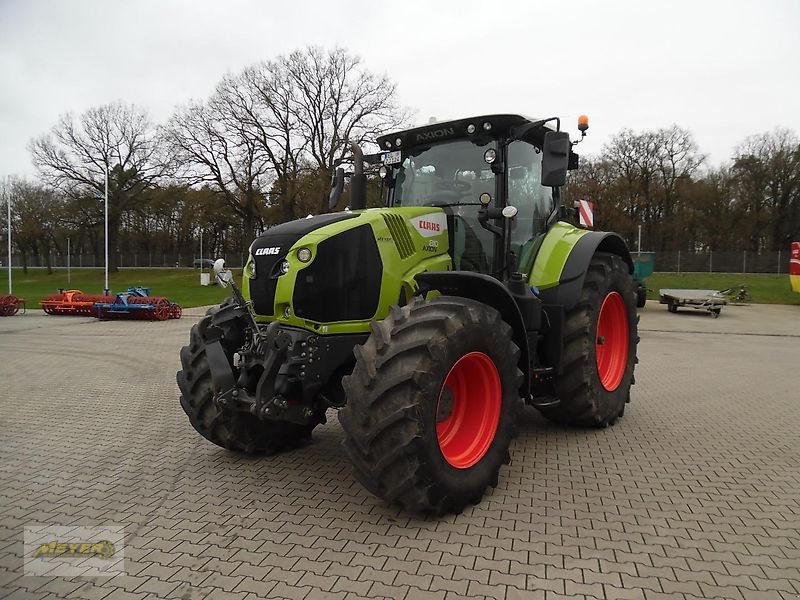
339;296;523;514
177;302;318;454
539;252;638;427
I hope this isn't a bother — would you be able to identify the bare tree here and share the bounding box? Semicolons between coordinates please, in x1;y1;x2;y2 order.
732;129;800;251
29;102;168;270
282;47;407;170
166;46;408;240
5;178;64;273
599;126;703;250
164;95;272;243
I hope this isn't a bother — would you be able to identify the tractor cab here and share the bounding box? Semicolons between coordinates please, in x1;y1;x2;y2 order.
375;115;579;279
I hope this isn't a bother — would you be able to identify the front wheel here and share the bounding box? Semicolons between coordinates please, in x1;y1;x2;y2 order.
177;302;319;454
339;296;523;514
539;252;639;427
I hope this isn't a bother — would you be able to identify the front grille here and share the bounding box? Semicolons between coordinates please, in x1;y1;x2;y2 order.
382;214;414;259
250;253;284;316
246;214;361;318
293;224;382;322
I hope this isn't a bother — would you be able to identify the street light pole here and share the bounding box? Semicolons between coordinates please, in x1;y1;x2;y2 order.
6;181;11;295
67;236;71;285
104;163;109;295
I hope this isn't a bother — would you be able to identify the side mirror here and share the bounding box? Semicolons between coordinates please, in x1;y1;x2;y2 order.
213;258;233;288
328;167;345;210
541;131;571;187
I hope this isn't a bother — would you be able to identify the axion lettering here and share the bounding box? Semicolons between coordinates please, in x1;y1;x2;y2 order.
415;127;455;142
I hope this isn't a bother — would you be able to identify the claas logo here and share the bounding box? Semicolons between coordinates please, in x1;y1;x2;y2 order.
416;219;441;232
33;540;115;560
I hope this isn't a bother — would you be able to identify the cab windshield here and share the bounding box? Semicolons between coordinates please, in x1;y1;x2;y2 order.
390;139;495;207
385;136;554;275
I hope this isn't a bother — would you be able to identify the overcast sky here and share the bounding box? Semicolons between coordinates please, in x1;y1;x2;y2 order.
1;0;799;179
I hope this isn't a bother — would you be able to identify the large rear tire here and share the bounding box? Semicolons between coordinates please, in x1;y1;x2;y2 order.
339;296;523;514
539;252;638;427
177;302;319;454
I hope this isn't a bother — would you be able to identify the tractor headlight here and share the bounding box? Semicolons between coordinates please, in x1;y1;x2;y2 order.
484;148;497;164
297;248;312;263
245;260;256;278
279;260;290;275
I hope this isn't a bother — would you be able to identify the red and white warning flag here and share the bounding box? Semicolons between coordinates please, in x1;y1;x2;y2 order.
578;200;594;228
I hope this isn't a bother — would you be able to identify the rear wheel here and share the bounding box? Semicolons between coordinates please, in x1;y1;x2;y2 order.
177;301;320;454
539;252;638;427
339;296;522;514
634;281;647;308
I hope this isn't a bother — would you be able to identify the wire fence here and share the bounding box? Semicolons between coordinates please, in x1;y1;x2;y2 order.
0;250;792;274
2;253;245;269
653;251;789;274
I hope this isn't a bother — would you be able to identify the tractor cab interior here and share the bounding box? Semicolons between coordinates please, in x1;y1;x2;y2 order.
390;138;496;274
387;135;553;277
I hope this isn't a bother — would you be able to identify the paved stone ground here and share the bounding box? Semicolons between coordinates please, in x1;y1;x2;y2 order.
1;302;799;600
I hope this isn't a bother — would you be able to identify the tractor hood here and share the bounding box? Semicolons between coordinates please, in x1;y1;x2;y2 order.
250;212;359;256
245;207;452;329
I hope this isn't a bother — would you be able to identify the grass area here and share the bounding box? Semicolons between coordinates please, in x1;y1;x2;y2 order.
645;272;800;305
4;268;230;308
6;267;799;308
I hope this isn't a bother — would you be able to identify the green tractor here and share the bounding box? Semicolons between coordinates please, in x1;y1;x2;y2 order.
177;114;639;514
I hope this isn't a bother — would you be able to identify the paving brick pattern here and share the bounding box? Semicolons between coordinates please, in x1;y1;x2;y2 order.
1;303;799;599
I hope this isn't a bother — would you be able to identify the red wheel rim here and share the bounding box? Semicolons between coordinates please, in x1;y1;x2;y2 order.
596;291;629;391
152;299;170;321
436;351;502;469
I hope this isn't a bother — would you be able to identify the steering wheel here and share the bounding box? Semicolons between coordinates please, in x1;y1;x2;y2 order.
434;180;471;193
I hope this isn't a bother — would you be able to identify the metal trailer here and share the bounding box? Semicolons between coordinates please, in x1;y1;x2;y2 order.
658;288;728;318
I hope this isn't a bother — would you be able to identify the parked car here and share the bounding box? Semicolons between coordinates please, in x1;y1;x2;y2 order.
193;259;215;269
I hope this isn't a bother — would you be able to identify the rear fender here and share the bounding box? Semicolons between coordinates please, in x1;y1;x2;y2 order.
534;228;633;311
415;271;530;397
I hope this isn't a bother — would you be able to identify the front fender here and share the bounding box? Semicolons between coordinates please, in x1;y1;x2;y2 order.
415;271;530;398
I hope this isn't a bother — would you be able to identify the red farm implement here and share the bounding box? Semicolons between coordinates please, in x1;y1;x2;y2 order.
0;294;25;316
40;289;110;316
94;288;182;321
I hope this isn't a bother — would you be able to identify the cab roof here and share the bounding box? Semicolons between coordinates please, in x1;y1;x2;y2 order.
376;114;556;151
